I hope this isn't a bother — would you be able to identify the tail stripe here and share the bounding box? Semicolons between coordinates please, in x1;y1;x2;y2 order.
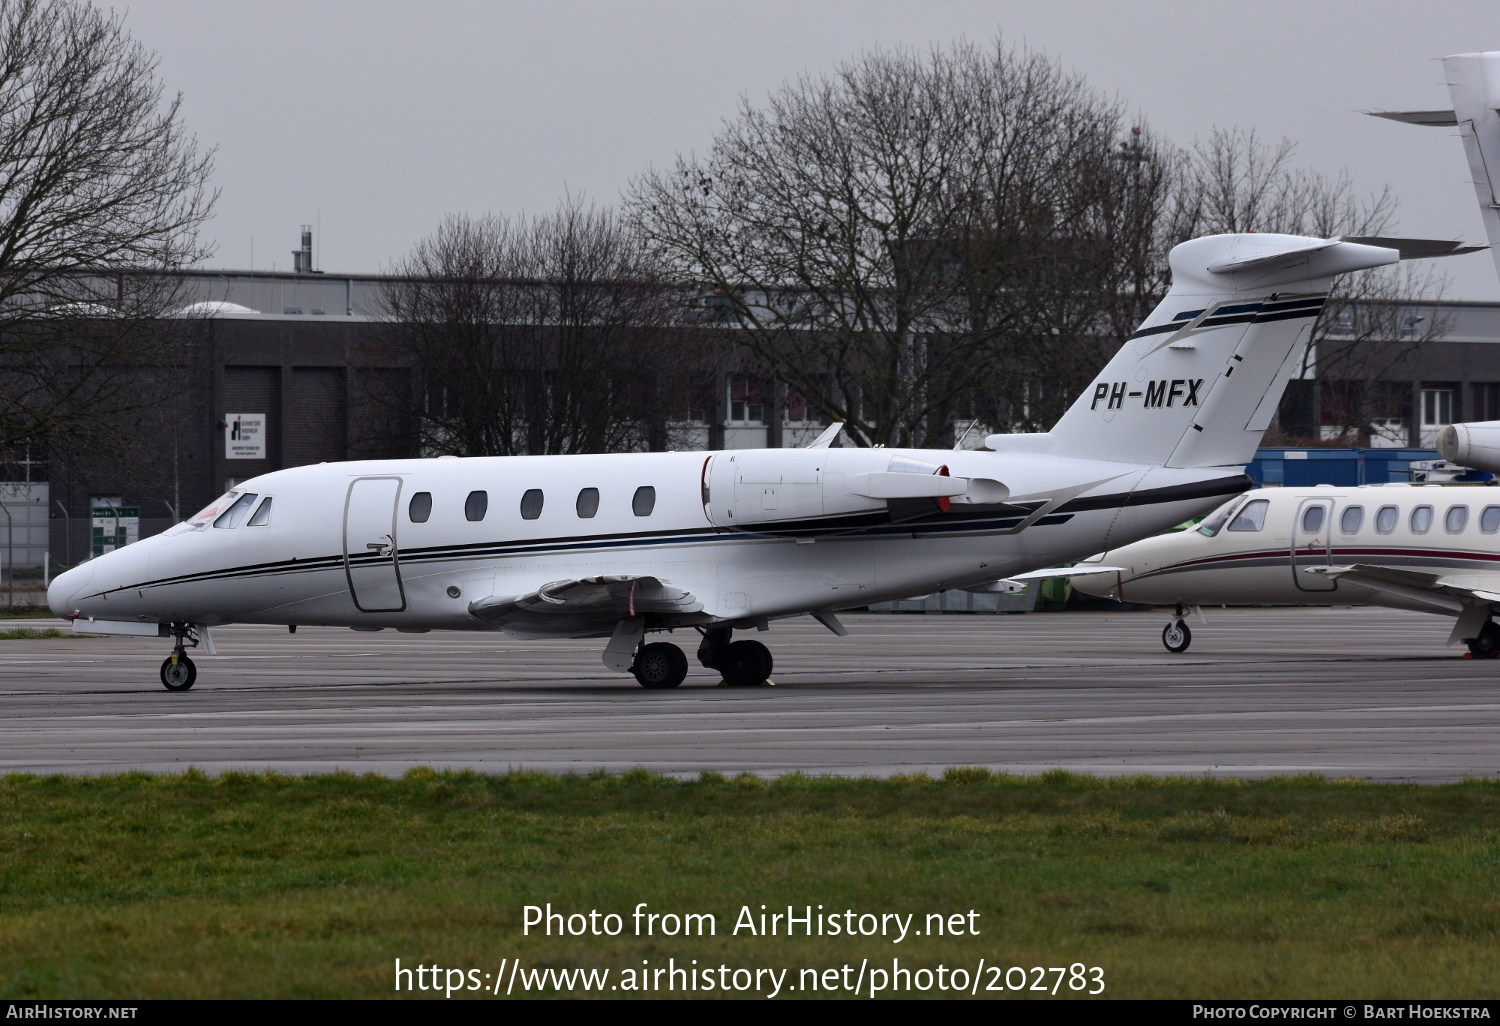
1129;297;1324;340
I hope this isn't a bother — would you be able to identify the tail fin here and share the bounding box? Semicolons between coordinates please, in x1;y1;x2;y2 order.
989;233;1398;467
1446;52;1500;262
1369;52;1500;278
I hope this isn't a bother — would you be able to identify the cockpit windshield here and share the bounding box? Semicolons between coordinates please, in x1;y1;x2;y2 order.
1196;496;1246;537
213;492;259;529
190;490;239;525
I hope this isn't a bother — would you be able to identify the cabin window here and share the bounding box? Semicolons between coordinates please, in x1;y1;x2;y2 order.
408;492;432;523
520;488;544;520
247;497;273;527
1196;497;1242;537
1482;506;1500;534
1445;505;1469;534
1300;505;1325;534
464;490;488;522
1410;505;1433;534
213;492;258;529
1375;505;1398;534
1339;505;1363;534
1227;498;1269;532
632;486;657;517
576;487;600;519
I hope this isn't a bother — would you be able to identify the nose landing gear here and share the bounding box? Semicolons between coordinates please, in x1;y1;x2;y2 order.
159;624;206;691
1161;619;1191;653
1161;604;1200;654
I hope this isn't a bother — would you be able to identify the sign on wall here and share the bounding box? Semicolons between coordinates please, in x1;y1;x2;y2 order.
225;413;266;460
92;507;139;557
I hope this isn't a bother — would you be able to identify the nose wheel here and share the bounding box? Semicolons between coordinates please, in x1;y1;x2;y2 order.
160;652;197;691
1162;619;1192;653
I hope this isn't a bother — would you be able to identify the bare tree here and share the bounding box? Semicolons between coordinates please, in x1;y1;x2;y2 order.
1173;128;1449;443
368;198;697;456
629;38;1175;446
0;0;217;470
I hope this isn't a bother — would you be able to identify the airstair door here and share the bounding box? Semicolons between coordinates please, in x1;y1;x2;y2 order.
344;477;407;612
1291;497;1336;592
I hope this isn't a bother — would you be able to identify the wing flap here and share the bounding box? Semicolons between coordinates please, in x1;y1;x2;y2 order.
1309;563;1500;617
469;575;702;637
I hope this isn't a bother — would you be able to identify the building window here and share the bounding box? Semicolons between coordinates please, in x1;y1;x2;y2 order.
1422;389;1454;429
576;487;600;518
520;489;544;520
464;490;488;522
727;374;766;424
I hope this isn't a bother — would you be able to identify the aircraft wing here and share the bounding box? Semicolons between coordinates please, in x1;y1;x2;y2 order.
468;575;703;639
1302;564;1500;612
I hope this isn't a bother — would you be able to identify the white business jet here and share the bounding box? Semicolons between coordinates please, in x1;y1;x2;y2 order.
1066;50;1500;656
47;232;1438;691
1071;483;1500;657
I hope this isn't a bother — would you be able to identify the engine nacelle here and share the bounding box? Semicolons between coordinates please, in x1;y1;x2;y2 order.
1437;421;1500;474
702;448;1008;534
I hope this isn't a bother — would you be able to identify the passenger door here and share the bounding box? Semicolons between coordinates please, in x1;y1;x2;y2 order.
1291;497;1336;592
343;476;407;612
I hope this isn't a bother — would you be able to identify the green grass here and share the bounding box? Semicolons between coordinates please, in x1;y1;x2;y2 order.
0;604;57;619
2;769;1498;999
0;626;69;639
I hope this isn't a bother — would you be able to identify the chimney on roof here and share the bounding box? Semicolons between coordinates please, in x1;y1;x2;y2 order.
293;225;314;273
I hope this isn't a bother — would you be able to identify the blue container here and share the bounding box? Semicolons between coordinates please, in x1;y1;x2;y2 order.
1246;447;1442;488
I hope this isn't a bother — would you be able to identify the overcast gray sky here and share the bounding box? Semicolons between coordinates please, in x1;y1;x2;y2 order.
122;0;1500;299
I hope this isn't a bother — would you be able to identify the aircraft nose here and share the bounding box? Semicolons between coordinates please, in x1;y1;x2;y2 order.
48;561;95;615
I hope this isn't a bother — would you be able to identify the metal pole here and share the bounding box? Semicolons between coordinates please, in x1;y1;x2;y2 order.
1;498;13;609
54;500;68;567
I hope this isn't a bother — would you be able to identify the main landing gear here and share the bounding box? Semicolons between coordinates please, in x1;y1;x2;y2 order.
632;642;689;689
1465;620;1500;659
159;624;203;691
1161;605;1194;654
696;627;774;687
626;627;775;689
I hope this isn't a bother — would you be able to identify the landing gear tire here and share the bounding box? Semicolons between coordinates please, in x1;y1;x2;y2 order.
1162;621;1192;654
722;639;773;686
634;642;688;689
1465;621;1500;658
160;654;197;691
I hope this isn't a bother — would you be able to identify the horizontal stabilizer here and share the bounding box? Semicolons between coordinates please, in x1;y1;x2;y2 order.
1366;109;1458;126
1339;236;1487;259
1205;237;1341;273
